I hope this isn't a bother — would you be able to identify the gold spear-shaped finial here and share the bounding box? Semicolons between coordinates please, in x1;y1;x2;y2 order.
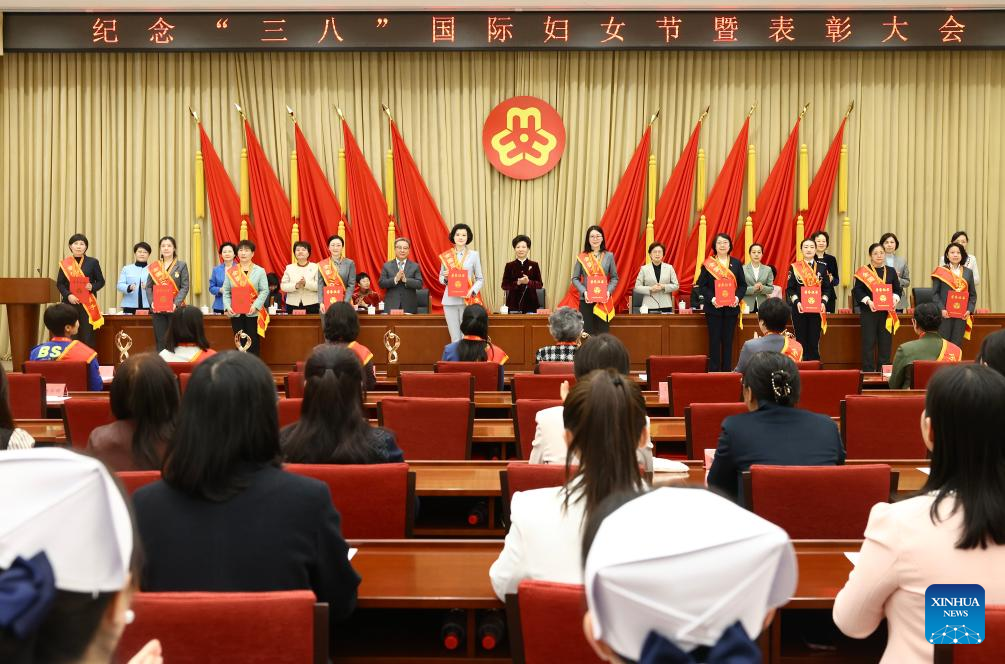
799;101;811;119
845;100;856;117
748;101;759;117
188;106;200;124
648;108;661;127
233;102;246;121
334;105;346;121
698;105;710;123
381;103;393;121
286;104;296;123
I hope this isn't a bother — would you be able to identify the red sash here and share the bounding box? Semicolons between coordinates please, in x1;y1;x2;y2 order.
703;257;741;328
148;260;181;313
791;260;827;334
59;257;104;330
931;266;972;340
347;341;374;366
462;335;509;365
53;338;98;364
854;265;900;334
319;259;348;306
226;264;269;337
937;339;963;363
780;334;804;363
578;252;616;322
440;249;483;306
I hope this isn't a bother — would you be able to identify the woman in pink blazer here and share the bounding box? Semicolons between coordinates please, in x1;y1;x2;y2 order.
833;364;1005;663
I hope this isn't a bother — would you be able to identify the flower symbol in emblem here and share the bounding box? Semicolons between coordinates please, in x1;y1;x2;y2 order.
490;106;558;167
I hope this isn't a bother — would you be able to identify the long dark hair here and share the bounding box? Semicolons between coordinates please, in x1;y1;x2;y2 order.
922;364;1005;549
282;345;379;464
563;369;645;523
743;352;800;407
582;225;606;253
978;329;1005;376
109;354;179;470
163;306;211;352
163;352;281;501
457;304;490;362
0;365;15;435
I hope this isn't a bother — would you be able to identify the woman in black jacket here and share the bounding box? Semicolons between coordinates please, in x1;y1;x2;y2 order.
55;233;105;347
695;233;747;371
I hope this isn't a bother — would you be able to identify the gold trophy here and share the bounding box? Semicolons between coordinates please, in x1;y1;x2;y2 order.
114;331;133;363
234;331;253;352
383;329;401;378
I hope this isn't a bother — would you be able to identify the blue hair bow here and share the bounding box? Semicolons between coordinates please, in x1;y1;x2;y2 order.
639;622;761;664
0;553;57;639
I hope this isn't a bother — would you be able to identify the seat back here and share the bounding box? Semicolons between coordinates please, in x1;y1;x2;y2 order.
7;373;45;419
912;359;967;390
117;470;161;496
536;288;546;309
646;355;708;390
417;288;430;314
285;372;305;398
378;397;474;460
178;372;193;394
746;464;894;539
535;361;574;375
797;370;862;417
23;360;89;392
668;373;742;416
398;372;475;399
508;580;603;664
512;399;563;460
116;590;324;664
278;398;303;429
62;398;114;450
285;463;413;538
436;361;504;391
912;287;935;308
500;463;574;521
684;403;748;460
511;374;573;401
795;360;822;371
165;362;198;378
842;395;927;459
937;605;1005;663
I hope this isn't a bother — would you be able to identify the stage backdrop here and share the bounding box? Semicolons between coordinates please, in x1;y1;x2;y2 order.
0;49;1002;356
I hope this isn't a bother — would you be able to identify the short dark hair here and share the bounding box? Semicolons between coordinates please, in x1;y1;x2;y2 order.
110;353;178;470
749;243;763;254
266;272;280;289
326;235;345;247
951;230;969;244
323;302;360;343
218;242;237;255
742;352;800;407
913;302;942;332
867;242;883;256
157;236;178;258
812;231;830;246
512;234;532;249
923;364;1005;549
800;237;816;251
648;242;666;254
582;225;606;253
757;297;790;333
356;272;371;284
978;329;1005;376
573;334;630;378
43;303;79;337
943;242;969;267
879;232;900;250
293;241;312;255
394;237;411;248
457;304;490;362
713;233;733;252
236;239;256;253
449;223;474;246
163;352;281;502
164;306;211;352
0;365;14;435
133;241;152;254
67;233;89;249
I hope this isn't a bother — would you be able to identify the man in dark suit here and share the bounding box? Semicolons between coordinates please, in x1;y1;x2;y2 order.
378;237;423;314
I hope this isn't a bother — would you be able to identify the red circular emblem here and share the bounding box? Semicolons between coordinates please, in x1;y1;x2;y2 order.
482;96;566;180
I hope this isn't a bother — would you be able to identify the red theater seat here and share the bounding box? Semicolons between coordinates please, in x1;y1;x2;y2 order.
62;398;114;450
285;372;305;398
646;355;708;390
398;372;475;399
500;463;574;521
278;398;303;429
842;395;927;459
511;374;573;401
507;580;603;664
684;403;748;460
746;464;895;539
668;373;742;417
796;360;822;371
435;361;504;391
797;370;862;417
936;605;1005;663
117;470;161;496
536;361;574;375
512;399;563;460
912;359;974;390
24;360;89;392
285;463;413;538
115;590;324;664
7;373;45;419
378;397;474;460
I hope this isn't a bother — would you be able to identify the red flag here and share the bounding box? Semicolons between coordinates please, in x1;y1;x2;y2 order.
244;120;292;276
294;123;344;258
743;119;800;270
199;125;245;249
390;120;451;312
341;120;391;283
654;119;703;282
677;118;750;302
801;118;847;239
559;128;652;316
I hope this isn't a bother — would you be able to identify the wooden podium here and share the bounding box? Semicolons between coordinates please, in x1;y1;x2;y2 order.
0;278;61;369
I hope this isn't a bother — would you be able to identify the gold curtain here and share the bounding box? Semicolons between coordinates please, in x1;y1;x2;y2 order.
1;50;1002;356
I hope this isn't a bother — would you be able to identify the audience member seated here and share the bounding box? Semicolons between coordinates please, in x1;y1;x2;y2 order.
158;305;217;364
282;344;403;464
581;488;796;663
86;353;178;472
489;368;647;599
535;307;584;364
529;334;652;468
834;364;1005;663
0;448;161;663
734;297;803;373
133;352;360;639
29;302;103;391
707;352;844;502
888;303;959;388
0;365;35;450
323;302;377;390
978;327;1005;375
441;304;509;364
351;272;382;310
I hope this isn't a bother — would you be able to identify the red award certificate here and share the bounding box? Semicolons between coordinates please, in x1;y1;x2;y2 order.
800;286;823;313
585;275;609;304
714;279;735;307
446;268;468;298
872;284;893;311
152;285;175;313
323;284;345;308
231;285;253;315
945;290;968;319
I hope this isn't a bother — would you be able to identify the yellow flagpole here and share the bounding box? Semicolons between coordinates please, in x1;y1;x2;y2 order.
839;101;854;214
646;154;656;252
337;148;347;245
798;144;809;211
841;216;852;309
193;150;204;296
290;149;300;262
747;145;756;213
382;104;396;260
696;148;706;212
795;214;805;261
235;104;250;242
693;214;707;285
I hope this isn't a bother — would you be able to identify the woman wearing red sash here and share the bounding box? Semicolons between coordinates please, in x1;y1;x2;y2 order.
441;304;509;390
55;233;105;348
695;233;747;372
931;242;977;347
221;240;269;356
144;236;190;352
317;235;356;313
322;302;377;390
571;225;619;335
786;238;834;362
852;243;903;372
439;223;485;342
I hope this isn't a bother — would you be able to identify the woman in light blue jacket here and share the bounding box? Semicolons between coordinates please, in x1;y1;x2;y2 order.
208;242;237;314
222;240;269;356
116;241;151;314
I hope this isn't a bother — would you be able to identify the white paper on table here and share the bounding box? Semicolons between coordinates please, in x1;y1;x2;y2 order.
844;552;861;566
917;467;931;476
652;457;688;473
348;547;358;561
639;373;648;383
46;396;70;404
99;365;114;381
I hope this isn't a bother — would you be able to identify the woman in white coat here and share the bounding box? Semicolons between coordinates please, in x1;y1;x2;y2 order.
633;242;679;313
